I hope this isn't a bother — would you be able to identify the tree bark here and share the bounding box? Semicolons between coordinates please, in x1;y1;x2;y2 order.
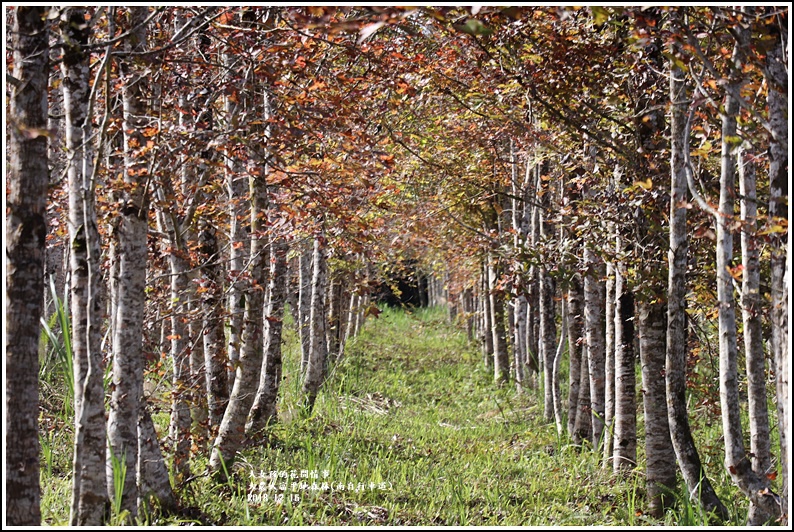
209;148;268;476
739;145;772;525
638;301;676;516
612;244;636;473
666;57;728;522
106;7;153;518
298;244;313;374
584;246;606;451
715;38;780;521
602;256;616;467
302;232;330;412
6;6;49;525
552;301;568;435
567;274;585;438
764;13;789;524
61;7;108;524
248;237;289;434
488;254;510;385
539;267;556;421
198;221;229;433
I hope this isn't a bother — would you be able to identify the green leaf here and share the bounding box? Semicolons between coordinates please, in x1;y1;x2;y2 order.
591;6;609;25
454;19;493;36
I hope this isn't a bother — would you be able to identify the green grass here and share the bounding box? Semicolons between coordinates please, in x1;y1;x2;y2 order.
40;305;755;525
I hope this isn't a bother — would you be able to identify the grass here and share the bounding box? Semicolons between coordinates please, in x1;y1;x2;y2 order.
39;305;756;526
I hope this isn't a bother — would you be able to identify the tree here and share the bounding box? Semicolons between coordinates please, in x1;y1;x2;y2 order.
665;33;728;521
763;8;789;523
6;6;50;525
106;6;173;517
302;230;330;412
59;6;108;524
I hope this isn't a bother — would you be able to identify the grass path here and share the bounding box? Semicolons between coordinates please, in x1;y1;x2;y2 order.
185;307;657;526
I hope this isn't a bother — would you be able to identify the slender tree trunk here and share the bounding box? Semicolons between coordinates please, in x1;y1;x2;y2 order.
106;7;153;517
303;232;330;412
715;43;780;520
539;266;556;421
489;254;509;385
247;238;288;433
739;145;772;525
567;274;585;438
666;58;728;521
602;252;616;466
552;301;568;436
60;8;108;524
198;221;229;433
584;246;606;451
480;262;494;370
166;246;192;480
209;149;269;476
327;274;344;364
224;51;248;392
6;7;49;524
612;252;636;473
764;15;789;524
573;345;592;445
298;244;313;374
638;301;676;516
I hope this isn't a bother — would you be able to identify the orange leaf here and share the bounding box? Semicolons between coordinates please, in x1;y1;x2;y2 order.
766;471;777;481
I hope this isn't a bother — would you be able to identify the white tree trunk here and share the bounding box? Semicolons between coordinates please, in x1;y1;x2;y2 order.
61;7;108;523
302;233;330;411
764;19;788;524
106;7;154;517
666;57;728;521
248;238;289;433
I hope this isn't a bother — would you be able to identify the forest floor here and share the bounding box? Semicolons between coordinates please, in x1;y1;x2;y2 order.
40;306;748;526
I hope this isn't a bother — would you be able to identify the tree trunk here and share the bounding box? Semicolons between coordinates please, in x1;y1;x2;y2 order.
480;262;494;369
567;274;585;438
715;41;780;520
552;301;568;436
6;6;49;525
302;232;330;412
539;267;556;421
209;149;269;476
612;253;636;473
61;7;108;524
224;51;249;393
602;252;616;467
739;145;772;525
298;244;313;374
489;254;509;385
764;15;789;524
198;221;229;434
666;58;728;522
137;404;177;512
638;301;676;516
584;247;606;451
247;237;289;434
106;7;153;517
